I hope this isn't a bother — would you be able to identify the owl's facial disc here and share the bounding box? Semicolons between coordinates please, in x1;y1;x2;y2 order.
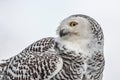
59;21;79;37
57;15;93;40
59;29;78;37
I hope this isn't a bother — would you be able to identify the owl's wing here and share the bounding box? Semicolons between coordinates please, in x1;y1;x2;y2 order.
1;37;55;62
27;37;55;53
1;52;63;80
0;37;63;80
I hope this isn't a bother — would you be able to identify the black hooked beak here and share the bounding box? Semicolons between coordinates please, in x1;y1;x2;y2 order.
59;29;69;37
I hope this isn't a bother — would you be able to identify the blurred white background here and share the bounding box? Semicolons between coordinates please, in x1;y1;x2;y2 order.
0;0;120;80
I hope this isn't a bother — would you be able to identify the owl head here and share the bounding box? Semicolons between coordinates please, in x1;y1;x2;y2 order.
57;14;103;42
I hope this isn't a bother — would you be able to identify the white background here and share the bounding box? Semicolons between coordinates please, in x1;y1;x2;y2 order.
0;0;120;80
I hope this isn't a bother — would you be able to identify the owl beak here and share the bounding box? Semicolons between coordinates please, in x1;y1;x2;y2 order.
59;29;69;37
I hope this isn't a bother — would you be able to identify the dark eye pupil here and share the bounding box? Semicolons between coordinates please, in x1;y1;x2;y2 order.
73;23;76;26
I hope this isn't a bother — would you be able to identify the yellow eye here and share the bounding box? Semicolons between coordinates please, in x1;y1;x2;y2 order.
69;21;78;27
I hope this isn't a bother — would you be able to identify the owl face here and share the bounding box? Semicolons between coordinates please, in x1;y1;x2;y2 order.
57;15;93;40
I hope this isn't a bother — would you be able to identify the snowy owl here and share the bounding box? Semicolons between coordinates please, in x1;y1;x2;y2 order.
0;14;104;80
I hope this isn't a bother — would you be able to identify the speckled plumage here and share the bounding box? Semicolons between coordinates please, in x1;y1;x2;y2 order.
0;14;104;80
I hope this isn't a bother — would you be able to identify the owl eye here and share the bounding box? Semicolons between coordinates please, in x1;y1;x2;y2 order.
69;21;78;27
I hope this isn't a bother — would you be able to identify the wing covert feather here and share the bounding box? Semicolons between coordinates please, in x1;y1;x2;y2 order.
1;52;63;80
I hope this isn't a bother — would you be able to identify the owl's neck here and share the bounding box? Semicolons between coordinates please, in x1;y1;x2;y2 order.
56;37;103;56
